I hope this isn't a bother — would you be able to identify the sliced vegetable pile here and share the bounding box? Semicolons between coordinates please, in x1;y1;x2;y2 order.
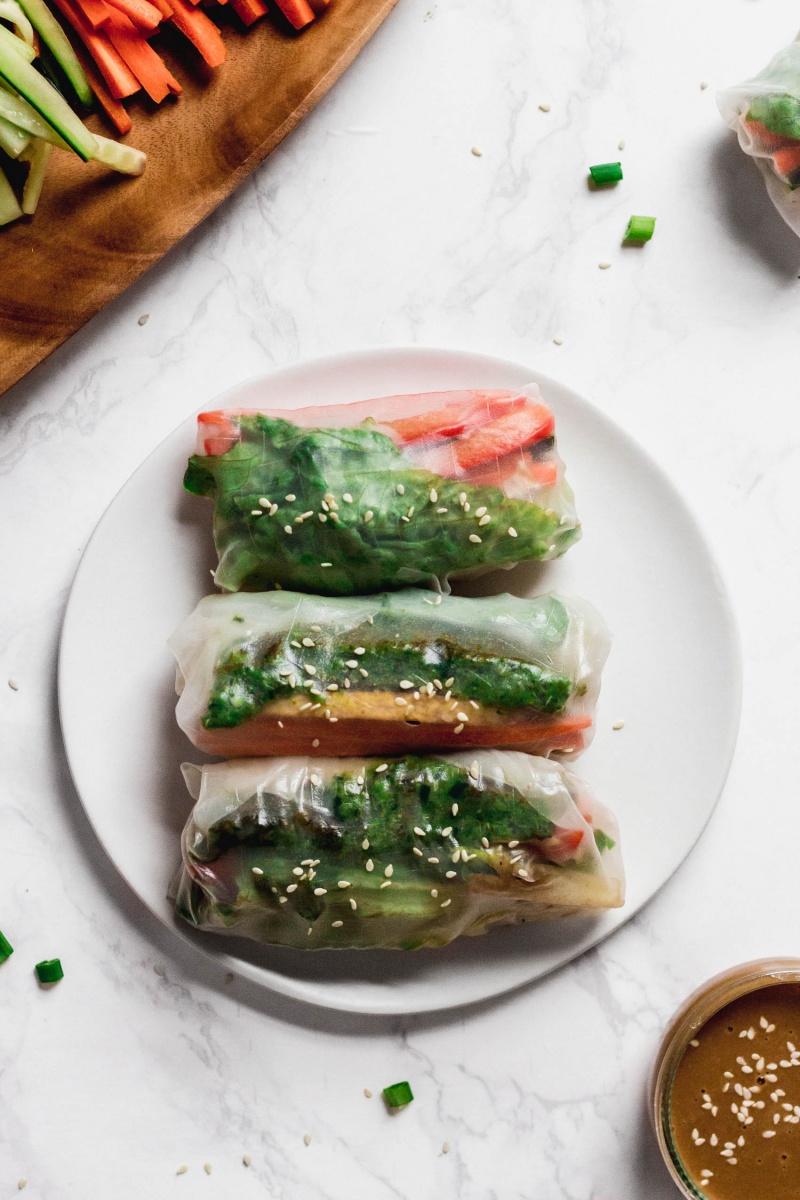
0;0;332;224
0;0;145;223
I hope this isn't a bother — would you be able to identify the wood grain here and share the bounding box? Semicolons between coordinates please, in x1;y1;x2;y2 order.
0;0;399;396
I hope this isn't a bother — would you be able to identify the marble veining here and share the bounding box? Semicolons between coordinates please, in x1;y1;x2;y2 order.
3;0;800;1195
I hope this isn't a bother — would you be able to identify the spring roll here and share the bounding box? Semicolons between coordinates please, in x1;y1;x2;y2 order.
172;752;624;951
170;589;610;759
184;386;580;595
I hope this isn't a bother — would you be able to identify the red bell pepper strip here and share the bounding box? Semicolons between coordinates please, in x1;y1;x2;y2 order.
453;404;555;472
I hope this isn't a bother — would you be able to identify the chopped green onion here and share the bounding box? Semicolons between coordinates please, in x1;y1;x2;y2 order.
35;958;64;984
383;1081;414;1109
0;930;13;963
624;215;656;243
589;161;623;186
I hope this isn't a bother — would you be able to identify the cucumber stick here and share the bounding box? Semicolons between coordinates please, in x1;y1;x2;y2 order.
0;23;34;61
0;84;70;147
92;133;146;176
0;111;29;155
0;165;22;223
0;24;96;160
15;0;92;107
0;0;34;46
20;137;51;213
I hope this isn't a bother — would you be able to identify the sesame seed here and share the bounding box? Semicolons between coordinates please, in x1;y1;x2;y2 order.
508;527;518;538
301;510;314;520
481;837;490;849
380;880;392;889
553;336;565;346
251;509;263;516
313;887;327;896
252;867;264;876
400;680;414;690
307;927;313;937
508;840;519;848
318;513;327;523
279;896;288;904
413;827;426;837
441;899;452;907
538;101;551;111
321;500;330;512
350;898;358;910
469;534;482;544
408;506;415;517
401;516;410;523
446;870;457;878
376;763;388;772
454;724;464;734
176;1165;188;1175
457;712;469;722
320;563;333;568
8;678;19;691
469;761;479;779
451;851;461;864
284;525;293;534
332;920;343;928
598;261;611;270
359;668;369;677
312;738;320;748
366;860;374;872
364;511;374;522
763;1130;776;1138
431;888;439;897
338;881;351;889
362;838;370;849
284;493;296;501
304;1134;312;1146
452;803;458;815
427;857;440;864
475;506;487;518
459;493;467;504
310;773;321;786
302;637;315;647
478;515;491;526
436;507;448;514
612;719;625;730
243;1155;252;1167
469;700;480;710
430;489;438;502
413;847;424;857
442;1142;451;1154
397;484;405;495
364;1088;372;1098
292;867;304;876
304;665;317;676
287;883;298;893
441;826;453;837
384;864;394;877
204;1163;213;1175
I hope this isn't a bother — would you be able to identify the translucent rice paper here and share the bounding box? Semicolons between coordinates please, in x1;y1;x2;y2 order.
169;589;610;760
718;40;800;235
172;752;624;951
183;386;580;595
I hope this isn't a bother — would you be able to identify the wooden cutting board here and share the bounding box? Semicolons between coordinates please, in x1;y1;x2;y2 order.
0;0;399;396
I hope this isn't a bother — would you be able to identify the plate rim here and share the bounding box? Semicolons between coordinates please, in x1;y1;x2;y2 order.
57;344;743;1016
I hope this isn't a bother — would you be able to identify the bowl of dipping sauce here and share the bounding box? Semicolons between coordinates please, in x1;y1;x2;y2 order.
650;959;800;1199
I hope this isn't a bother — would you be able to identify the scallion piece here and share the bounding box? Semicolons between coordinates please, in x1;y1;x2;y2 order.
383;1081;414;1109
0;930;13;963
589;161;623;186
624;215;656;243
35;957;64;984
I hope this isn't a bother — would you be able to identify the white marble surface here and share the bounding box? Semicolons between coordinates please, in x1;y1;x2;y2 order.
3;0;800;1195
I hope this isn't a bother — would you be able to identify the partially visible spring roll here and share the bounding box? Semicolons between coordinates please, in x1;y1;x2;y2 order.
169;589;610;759
172;752;624;951
183;386;580;595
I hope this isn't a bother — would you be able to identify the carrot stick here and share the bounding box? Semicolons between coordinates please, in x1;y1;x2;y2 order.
231;0;265;25
273;0;314;29
104;0;161;34
163;0;225;67
49;0;140;97
102;5;181;100
70;0;111;30
772;144;800;178
79;50;133;132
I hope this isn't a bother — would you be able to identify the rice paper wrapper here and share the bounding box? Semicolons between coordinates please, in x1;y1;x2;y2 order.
172;751;624;951
169;589;610;760
183;386;580;596
719;40;800;234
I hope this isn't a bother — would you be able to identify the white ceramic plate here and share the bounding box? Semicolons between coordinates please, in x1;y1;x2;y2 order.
58;347;741;1015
